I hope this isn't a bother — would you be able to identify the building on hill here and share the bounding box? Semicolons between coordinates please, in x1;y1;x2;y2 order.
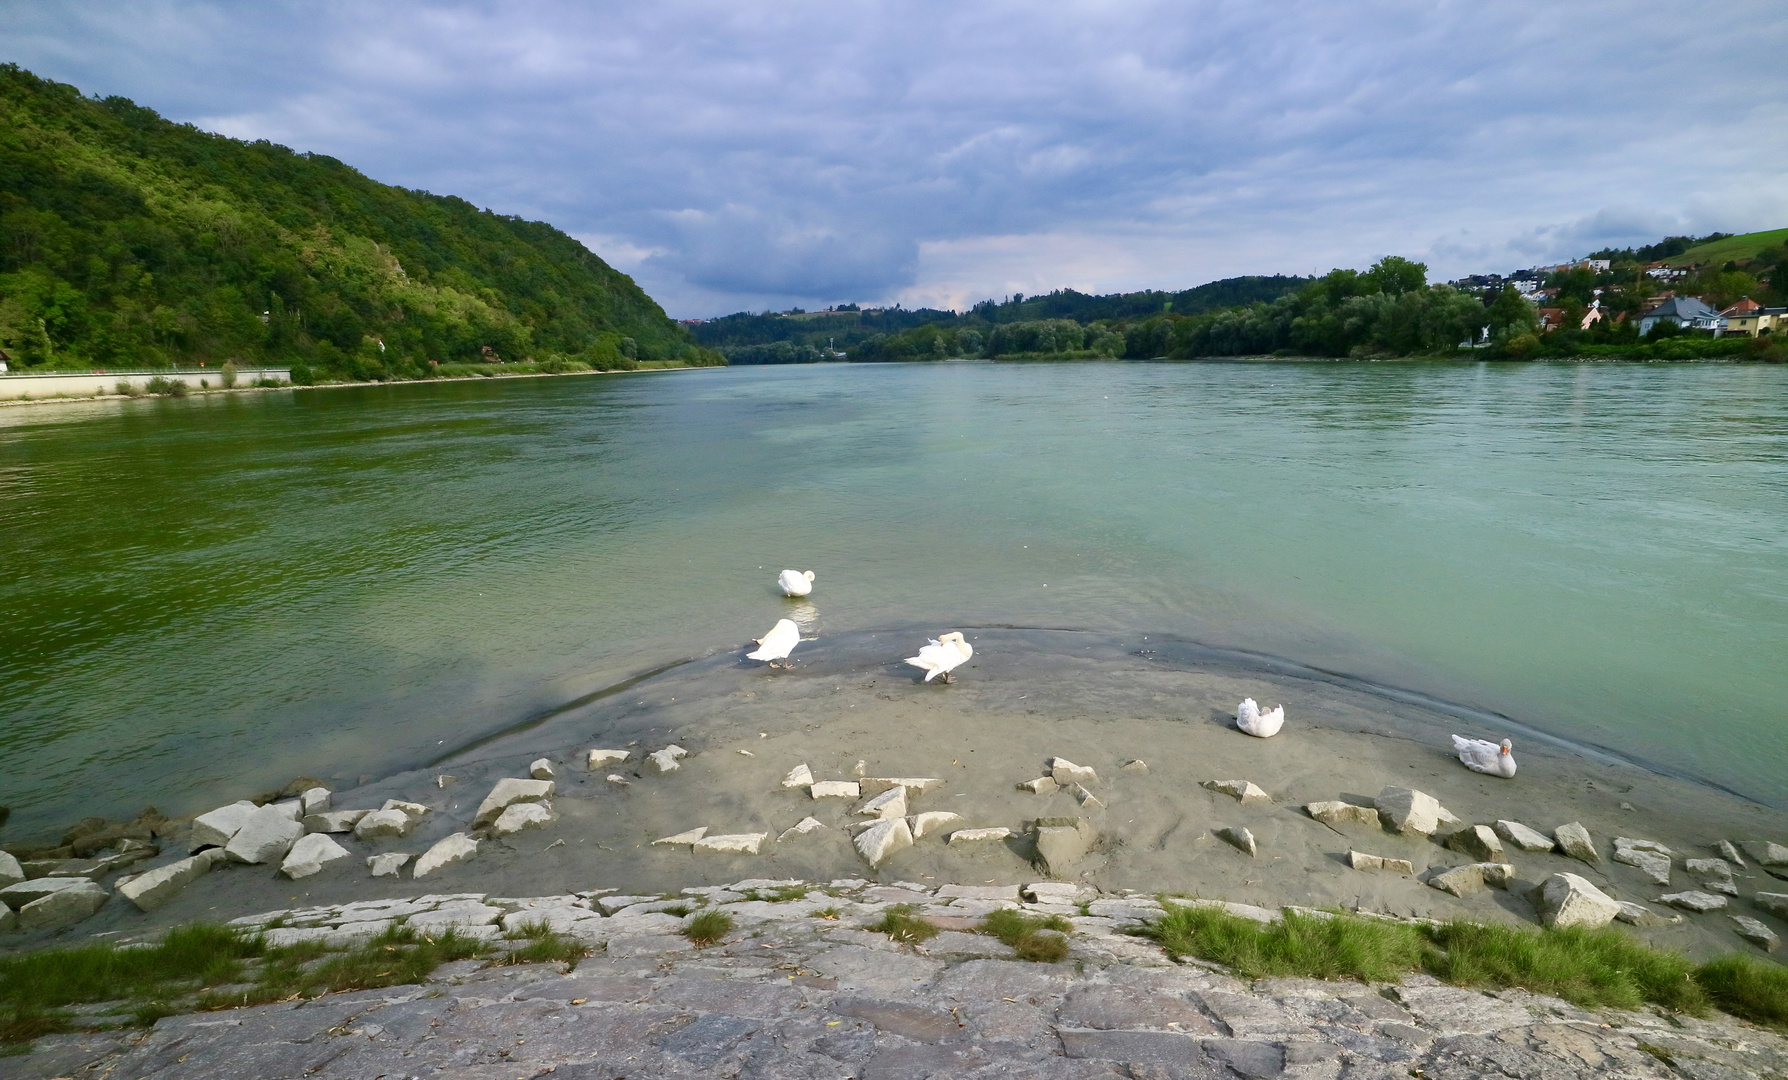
1537;307;1566;332
1639;296;1722;335
1718;303;1785;337
1580;300;1611;331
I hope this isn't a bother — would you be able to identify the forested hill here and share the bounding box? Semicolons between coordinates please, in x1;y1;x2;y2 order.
0;64;720;380
693;275;1309;362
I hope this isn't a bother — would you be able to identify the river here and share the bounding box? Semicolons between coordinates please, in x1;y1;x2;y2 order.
2;360;1784;834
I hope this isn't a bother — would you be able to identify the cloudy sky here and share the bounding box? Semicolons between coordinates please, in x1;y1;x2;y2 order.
6;2;1787;317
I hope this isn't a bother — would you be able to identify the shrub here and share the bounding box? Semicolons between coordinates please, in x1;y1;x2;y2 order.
684;910;734;947
219;361;238;388
144;375;187;397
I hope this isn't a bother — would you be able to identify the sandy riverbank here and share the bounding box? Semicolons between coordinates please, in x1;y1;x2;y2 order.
11;628;1782;962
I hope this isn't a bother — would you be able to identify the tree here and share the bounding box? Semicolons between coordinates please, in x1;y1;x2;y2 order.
1486;286;1537;339
1364;256;1428;296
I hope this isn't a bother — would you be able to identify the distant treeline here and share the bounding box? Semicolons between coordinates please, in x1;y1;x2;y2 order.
705;275;1308;362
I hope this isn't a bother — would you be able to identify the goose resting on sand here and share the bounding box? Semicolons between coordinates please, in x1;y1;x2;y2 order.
1452;734;1517;777
1236;698;1285;738
905;632;972;683
778;569;816;597
747;618;801;668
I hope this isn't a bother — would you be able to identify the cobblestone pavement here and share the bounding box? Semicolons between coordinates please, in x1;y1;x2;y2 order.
4;881;1785;1080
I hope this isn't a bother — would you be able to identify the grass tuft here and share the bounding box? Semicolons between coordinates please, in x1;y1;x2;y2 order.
1426;920;1706;1013
981;909;1072;963
1145;904;1425;983
494;930;590;967
1694;954;1788;1028
684;910;734;948
870;904;938;945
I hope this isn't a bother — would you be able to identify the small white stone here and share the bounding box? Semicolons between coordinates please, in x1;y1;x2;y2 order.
1121;760;1148;774
1073;783;1105;810
606;774;630;785
490;801;557;837
1306;801;1381;828
188;800;260;851
299;787;331;816
856;785;907;820
586;748;632;769
381;799;432;823
1050;758;1097;785
778;816;826;841
1494;820;1556;852
1658;890;1728;913
1554;822;1599;864
1203;779;1272;804
948;827;1011;844
354;808;413;840
810;780;860;799
782;764;814;788
1733;915;1780;952
854;817;913;866
647;744;689;772
1018;776;1058;795
412;833;478;878
367;853;411;878
1534;872;1621;929
858;777;945;796
303;809;368;834
280;833;352;879
908;811;964;839
530;758;556;781
224;805;305;864
1348;851;1415;874
473;778;554;826
653;827;710;846
694;833;768;855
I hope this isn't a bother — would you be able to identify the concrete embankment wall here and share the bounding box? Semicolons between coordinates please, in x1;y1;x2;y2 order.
0;368;292;401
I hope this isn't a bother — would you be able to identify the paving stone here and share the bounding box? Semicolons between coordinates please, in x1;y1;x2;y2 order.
1056;1028;1214;1069
830;995;965;1042
806;944;944;993
1056;984;1220;1033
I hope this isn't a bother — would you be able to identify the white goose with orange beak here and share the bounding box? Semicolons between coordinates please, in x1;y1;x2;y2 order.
1452;734;1517;778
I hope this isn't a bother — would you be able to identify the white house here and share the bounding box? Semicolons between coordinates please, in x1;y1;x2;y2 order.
1639;296;1723;336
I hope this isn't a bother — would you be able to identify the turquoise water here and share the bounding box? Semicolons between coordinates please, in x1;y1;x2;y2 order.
2;361;1784;831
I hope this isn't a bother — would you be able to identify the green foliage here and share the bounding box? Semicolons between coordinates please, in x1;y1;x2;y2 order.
1427;921;1705;1013
144;375;187;397
495;929;591;967
980;909;1072;963
870;903;939;945
0;924;262;1041
0;64;721;380
1145;904;1425;983
1695;954;1788;1028
684;910;734;947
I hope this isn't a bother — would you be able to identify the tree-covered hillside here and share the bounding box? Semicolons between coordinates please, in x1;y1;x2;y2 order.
0;64;721;380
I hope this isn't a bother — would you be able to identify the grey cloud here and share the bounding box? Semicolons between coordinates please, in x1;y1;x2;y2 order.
4;1;1785;315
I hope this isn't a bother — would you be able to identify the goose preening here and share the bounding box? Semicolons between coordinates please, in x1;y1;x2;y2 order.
1452;735;1517;778
1236;697;1285;738
747;618;800;669
905;632;973;683
778;569;816;597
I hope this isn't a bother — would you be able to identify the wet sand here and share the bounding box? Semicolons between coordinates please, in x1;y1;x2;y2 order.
26;628;1788;960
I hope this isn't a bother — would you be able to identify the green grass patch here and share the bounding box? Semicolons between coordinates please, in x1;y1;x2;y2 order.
684;910;734;948
870;904;938;945
493;929;589;967
1426;920;1706;1013
1694;954;1788;1028
981;909;1072;963
0;924;264;1040
742;885;809;903
1146;904;1425;983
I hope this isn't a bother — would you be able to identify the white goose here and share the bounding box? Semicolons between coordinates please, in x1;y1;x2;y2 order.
1452;735;1517;778
1236;697;1285;738
905;632;973;683
778;569;816;597
747;618;801;668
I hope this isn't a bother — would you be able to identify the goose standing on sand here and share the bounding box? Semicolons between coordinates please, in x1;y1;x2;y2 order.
778;569;816;597
747;619;801;669
1236;697;1285;738
1452;735;1517;778
905;632;973;683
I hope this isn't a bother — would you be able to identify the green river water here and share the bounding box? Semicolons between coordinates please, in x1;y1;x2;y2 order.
2;361;1784;833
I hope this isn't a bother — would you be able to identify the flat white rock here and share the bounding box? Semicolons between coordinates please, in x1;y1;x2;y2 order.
224;805;305;864
367;853;412;878
412;833;478;878
1204;779;1272;804
529;758;556;780
280;833;352;879
777;816;826;841
948;827;1012;844
490;801;557;837
1494;820;1556;852
1050;758;1098;785
189;800;260;850
856;785;907;820
586;748;631;769
299;787;331;816
854;817;914;866
653;827;710;846
354;808;413;840
908;811;964;839
473;778;554;826
782;763;814;788
304;809;369;834
858;777;945;796
693;833;768;855
810;781;860;799
647;745;689;772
